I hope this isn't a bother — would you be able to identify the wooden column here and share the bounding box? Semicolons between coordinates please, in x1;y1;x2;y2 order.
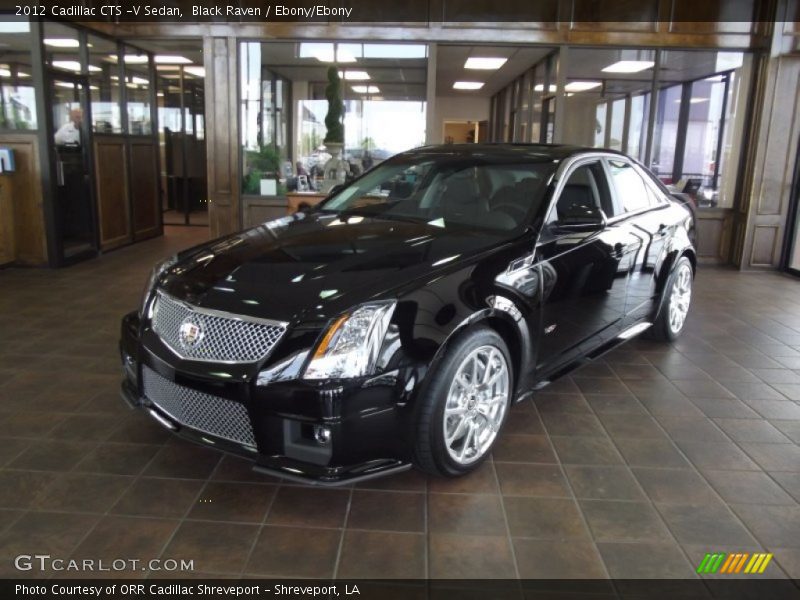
203;36;240;238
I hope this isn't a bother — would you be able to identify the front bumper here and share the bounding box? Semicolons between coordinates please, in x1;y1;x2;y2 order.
119;311;415;486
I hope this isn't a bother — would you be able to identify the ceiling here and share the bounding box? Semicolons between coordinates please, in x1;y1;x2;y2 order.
435;45;552;97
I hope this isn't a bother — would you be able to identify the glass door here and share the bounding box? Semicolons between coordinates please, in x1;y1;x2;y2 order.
49;70;97;263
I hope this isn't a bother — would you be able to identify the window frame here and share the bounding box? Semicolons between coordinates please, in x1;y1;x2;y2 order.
544;157;613;227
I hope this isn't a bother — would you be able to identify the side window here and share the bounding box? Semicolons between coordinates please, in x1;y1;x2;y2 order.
606;159;654;214
549;161;613;223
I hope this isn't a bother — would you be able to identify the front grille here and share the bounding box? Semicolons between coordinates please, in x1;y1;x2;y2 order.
142;366;256;448
151;291;286;363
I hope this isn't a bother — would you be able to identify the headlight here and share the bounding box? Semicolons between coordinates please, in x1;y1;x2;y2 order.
140;255;178;316
303;301;396;380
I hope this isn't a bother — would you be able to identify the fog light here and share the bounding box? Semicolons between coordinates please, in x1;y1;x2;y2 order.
313;425;332;445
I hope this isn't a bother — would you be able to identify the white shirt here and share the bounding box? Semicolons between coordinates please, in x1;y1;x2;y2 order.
54;122;81;146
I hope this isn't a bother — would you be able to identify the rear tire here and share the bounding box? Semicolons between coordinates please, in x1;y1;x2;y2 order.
647;256;693;342
413;326;512;477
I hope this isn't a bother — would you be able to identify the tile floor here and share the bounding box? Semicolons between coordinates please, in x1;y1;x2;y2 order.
0;228;799;583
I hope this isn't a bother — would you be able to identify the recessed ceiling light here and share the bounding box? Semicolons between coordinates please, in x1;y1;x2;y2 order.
339;70;370;81
352;85;380;94
534;84;557;92
44;38;79;48
602;60;655;73
184;66;205;78
453;81;484;90
564;81;602;92
464;57;507;70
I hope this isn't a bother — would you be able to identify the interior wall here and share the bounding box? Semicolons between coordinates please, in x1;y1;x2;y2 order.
0;133;48;266
432;96;490;144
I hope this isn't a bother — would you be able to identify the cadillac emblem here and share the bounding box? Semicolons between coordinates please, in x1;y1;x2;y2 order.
179;319;204;348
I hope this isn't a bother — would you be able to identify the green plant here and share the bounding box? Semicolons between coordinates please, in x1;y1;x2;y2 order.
243;144;286;196
323;66;344;144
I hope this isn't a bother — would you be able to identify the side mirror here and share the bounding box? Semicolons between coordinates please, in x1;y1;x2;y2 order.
553;209;607;233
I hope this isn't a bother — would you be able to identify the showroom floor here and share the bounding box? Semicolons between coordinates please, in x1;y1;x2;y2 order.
0;228;799;583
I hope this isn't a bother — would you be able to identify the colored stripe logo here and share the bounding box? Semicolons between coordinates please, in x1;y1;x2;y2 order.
696;552;773;574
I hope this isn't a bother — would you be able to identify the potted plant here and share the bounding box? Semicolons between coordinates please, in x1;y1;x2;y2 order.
322;66;348;191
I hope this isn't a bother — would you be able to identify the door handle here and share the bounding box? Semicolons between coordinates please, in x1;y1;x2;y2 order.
56;160;65;187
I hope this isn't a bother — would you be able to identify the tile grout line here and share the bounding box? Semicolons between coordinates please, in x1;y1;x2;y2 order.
331;486;354;579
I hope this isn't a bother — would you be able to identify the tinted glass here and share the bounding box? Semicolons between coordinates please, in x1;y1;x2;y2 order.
319;157;556;232
607;159;652;214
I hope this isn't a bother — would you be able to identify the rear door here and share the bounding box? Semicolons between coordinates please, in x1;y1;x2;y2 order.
603;158;672;324
535;158;640;374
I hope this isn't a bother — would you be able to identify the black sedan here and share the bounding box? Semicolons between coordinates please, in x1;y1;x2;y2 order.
120;144;696;485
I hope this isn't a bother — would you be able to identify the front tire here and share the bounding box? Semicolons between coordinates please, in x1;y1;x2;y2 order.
648;256;693;342
413;326;512;477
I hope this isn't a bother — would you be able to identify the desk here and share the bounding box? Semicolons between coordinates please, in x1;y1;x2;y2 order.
286;192;327;214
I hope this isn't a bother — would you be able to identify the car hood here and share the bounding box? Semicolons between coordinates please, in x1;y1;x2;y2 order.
158;212;517;324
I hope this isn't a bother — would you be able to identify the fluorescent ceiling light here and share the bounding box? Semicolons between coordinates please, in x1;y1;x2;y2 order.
464;57;507;70
18;72;30;78
155;55;192;64
534;84;557;92
565;81;602;92
131;76;149;85
52;60;99;73
453;81;484;90
0;22;30;33
54;81;76;89
184;66;205;77
352;85;380;94
602;60;654;73
339;70;370;81
118;54;147;64
676;97;708;104
45;38;79;48
0;69;10;77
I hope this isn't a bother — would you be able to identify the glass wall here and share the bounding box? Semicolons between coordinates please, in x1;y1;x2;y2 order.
490;47;750;210
124;46;152;135
240;41;427;196
87;35;122;134
153;41;207;226
0;19;36;130
488;52;556;144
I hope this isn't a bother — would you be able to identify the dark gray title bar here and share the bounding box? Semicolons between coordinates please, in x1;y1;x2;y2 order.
0;0;779;23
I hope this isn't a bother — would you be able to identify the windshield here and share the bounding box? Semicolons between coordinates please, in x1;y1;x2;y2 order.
317;155;556;232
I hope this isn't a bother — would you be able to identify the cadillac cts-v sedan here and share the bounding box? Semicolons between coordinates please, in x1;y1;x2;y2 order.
120;144;696;485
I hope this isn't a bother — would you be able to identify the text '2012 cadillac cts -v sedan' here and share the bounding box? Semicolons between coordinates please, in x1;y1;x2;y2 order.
120;144;696;485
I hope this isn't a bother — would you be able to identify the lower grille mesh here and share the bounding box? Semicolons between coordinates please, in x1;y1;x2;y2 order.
142;366;256;448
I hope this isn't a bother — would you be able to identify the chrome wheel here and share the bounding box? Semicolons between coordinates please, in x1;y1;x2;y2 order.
668;263;692;334
443;345;510;465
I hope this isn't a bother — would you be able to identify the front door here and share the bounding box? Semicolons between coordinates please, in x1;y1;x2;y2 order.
535;160;640;374
48;71;97;264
